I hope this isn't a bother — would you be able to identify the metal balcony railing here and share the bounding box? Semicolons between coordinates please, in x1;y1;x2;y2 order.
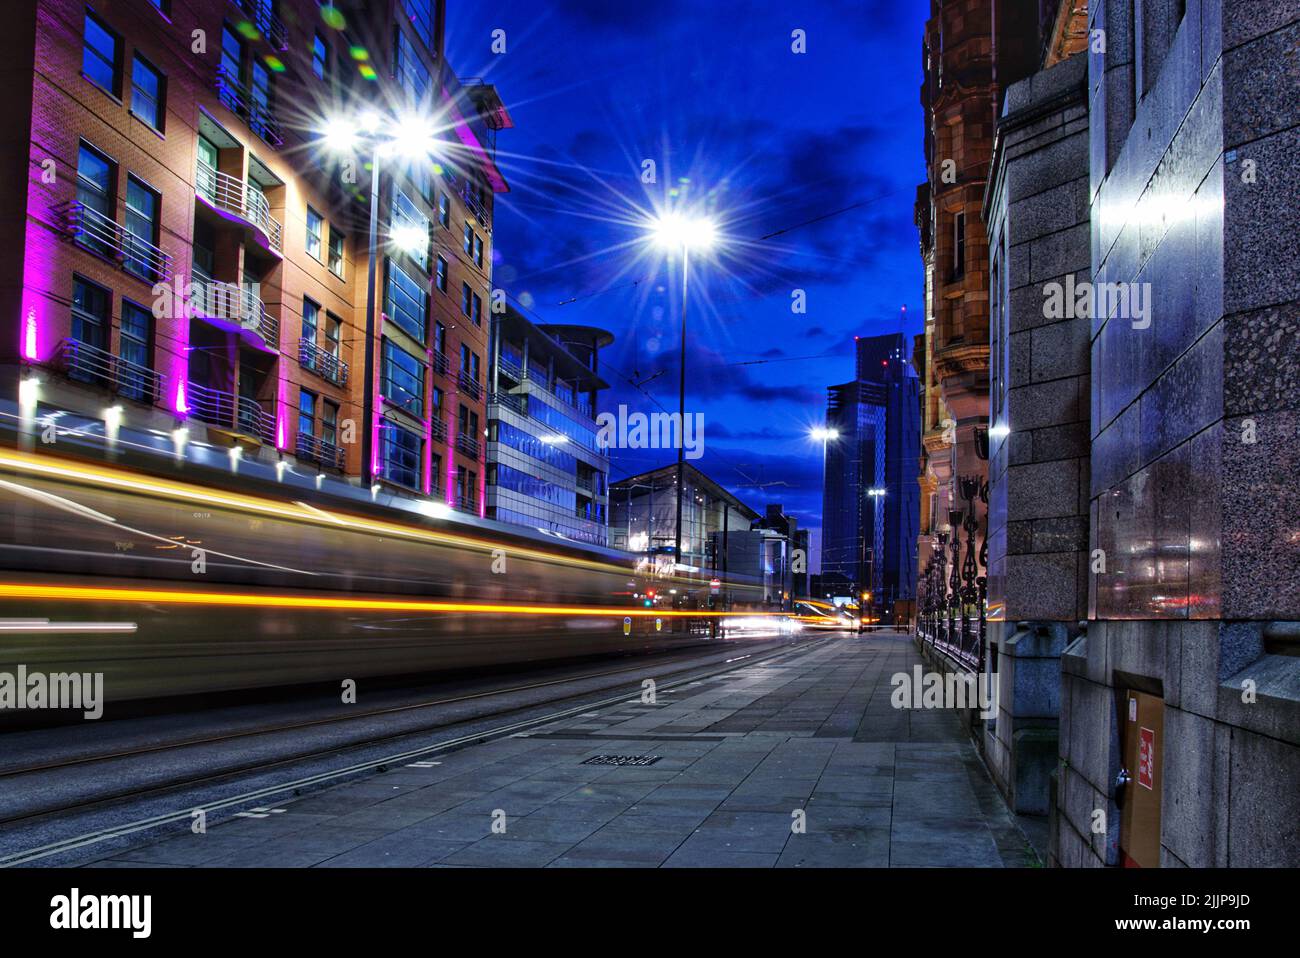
458;370;481;401
489;390;524;415
431;350;450;376
195;160;284;252
497;356;523;382
430;418;448;443
295;431;346;470
575;474;594;493
61;202;172;283
455;432;480;460
187;380;276;443
298;338;348;387
461;183;491;231
232;0;289;51
454;492;478;512
190;267;279;348
57;338;163;403
215;65;283;147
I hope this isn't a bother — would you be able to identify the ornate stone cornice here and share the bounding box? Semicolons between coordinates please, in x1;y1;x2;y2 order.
934;342;990;380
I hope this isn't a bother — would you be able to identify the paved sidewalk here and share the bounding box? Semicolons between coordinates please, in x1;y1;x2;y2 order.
86;633;1035;868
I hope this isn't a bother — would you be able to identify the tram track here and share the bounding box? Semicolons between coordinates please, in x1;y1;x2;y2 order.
0;635;826;866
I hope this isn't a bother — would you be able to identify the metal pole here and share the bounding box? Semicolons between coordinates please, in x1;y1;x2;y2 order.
673;245;689;567
359;145;382;486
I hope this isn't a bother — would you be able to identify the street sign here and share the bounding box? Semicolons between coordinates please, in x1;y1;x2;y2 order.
622;616;631;635
710;578;721;595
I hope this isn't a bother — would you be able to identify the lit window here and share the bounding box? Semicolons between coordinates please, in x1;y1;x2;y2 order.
130;55;164;130
328;227;344;277
435;255;447;292
312;34;328;81
83;13;121;96
306;207;323;260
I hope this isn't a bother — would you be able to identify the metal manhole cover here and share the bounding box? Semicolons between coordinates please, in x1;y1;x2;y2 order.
581;754;662;766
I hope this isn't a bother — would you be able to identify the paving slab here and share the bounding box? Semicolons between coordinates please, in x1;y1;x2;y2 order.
86;634;1035;868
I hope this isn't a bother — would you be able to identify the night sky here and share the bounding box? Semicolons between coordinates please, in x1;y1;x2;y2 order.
445;0;930;567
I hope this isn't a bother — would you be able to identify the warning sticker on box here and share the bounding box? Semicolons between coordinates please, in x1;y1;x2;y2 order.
1138;726;1155;790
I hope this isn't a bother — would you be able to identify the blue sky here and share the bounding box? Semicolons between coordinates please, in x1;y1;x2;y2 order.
445;0;930;564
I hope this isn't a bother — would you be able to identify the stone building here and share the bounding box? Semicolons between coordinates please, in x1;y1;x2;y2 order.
1053;0;1300;869
984;47;1092;817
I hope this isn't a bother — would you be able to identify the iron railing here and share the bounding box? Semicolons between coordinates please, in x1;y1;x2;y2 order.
458;370;481;401
431;350;450;376
57;338;163;403
232;0;289;51
295;431;346;470
299;338;348;387
454;492;478;512
195;159;284;252
455;432;480;460
62;202;171;282
190;267;279;348
916;476;989;674
490;390;524;415
461;182;491;231
215;64;283;147
497;356;524;382
187;380;275;443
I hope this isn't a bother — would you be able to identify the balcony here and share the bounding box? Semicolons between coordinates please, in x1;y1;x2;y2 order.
195;160;284;252
295;431;346;471
232;0;289;51
490;390;524;415
187;380;275;444
461;183;491;232
455;433;480;460
57;338;164;404
430;418;448;443
575;474;594;494
299;339;348;387
497;355;524;383
431;350;450;376
215;65;283;147
458;370;481;401
190;267;279;351
60;202;172;283
454;492;478;513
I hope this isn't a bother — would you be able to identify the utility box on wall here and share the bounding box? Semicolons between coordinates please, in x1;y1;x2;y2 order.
1120;690;1164;868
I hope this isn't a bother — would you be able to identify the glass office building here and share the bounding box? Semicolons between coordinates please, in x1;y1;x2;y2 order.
820;333;921;615
485;306;612;545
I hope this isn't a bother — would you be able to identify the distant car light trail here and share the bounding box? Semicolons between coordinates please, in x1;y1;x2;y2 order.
0;583;786;618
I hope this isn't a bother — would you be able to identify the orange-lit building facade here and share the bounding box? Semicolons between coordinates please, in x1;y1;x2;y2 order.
0;0;508;513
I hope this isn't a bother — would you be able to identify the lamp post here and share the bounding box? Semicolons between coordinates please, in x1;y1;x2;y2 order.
648;212;717;568
319;112;437;488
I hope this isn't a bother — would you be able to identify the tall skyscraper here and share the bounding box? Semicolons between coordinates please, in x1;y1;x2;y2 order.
820;332;920;618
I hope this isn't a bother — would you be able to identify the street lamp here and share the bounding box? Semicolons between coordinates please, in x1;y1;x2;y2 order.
860;486;887;632
647;211;718;568
318;111;440;487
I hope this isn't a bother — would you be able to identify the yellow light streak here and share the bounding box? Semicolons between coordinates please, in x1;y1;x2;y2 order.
0;449;755;592
0;582;783;618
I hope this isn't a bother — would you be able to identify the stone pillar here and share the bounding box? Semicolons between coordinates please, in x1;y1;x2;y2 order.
984;50;1091;817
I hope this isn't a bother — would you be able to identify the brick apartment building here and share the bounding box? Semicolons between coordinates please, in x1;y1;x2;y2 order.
0;0;509;512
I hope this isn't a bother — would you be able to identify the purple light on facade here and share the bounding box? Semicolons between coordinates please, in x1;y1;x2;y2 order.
422;416;433;495
21;307;38;361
